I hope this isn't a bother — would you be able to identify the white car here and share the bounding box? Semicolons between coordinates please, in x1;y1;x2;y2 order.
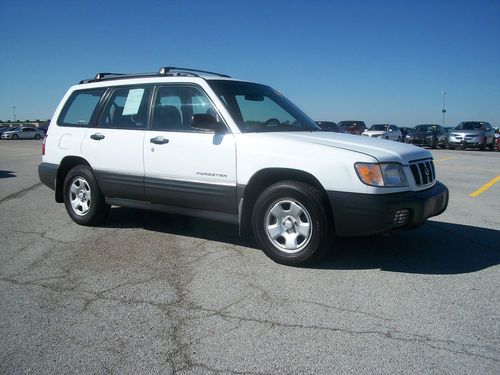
1;126;45;140
39;67;448;265
362;124;402;141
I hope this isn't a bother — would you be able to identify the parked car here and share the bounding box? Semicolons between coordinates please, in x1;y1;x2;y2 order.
0;126;10;136
495;129;500;151
362;124;402;141
448;121;495;151
337;120;366;135
1;126;45;140
399;127;412;139
38;67;448;266
315;121;341;132
405;124;448;149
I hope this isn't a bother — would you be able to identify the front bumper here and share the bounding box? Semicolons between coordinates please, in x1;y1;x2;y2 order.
405;137;433;146
327;181;449;237
38;162;58;190
449;140;481;148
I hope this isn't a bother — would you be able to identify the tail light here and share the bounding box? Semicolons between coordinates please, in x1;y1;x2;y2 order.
42;135;47;156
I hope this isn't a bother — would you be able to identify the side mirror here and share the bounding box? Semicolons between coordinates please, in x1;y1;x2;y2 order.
191;114;226;133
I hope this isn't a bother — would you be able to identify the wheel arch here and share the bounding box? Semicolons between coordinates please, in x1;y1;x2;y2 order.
55;156;92;203
238;168;331;237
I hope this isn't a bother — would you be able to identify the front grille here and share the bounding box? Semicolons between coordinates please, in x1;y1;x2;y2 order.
410;159;435;185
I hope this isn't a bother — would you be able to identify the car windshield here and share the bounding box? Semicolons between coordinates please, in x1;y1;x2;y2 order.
338;121;363;130
368;124;388;131
414;125;437;133
208;80;320;133
456;122;485;131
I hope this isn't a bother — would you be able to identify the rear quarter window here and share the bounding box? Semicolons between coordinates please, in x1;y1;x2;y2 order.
58;88;106;127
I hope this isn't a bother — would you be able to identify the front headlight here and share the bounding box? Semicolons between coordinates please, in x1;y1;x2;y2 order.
354;163;408;187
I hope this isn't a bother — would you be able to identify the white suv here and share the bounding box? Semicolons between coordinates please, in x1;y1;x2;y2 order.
39;67;448;265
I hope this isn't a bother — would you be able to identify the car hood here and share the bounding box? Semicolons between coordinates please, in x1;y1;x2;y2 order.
408;131;433;137
451;130;483;135
254;132;431;164
362;130;386;136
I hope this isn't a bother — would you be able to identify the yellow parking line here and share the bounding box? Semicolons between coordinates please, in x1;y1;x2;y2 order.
469;175;500;197
434;156;456;162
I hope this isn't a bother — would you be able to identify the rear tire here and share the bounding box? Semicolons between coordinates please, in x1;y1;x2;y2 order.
252;181;331;266
34;134;41;140
63;165;110;226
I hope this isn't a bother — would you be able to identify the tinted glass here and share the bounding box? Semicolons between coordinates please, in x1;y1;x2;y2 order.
369;124;388;131
59;88;106;126
209;80;319;133
414;125;437;133
456;122;485;130
99;86;151;129
152;85;219;132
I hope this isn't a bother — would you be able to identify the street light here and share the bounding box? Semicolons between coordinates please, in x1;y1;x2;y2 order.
441;90;446;127
11;106;16;122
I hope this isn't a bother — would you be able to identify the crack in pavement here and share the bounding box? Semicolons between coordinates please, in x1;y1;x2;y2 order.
0;182;42;203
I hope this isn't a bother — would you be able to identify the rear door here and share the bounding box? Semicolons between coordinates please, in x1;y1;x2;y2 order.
143;84;237;214
81;85;152;200
21;128;35;139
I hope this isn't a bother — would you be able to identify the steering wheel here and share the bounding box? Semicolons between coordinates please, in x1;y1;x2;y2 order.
263;118;281;127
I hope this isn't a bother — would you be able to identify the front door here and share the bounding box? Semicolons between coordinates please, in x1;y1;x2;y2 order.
143;84;237;214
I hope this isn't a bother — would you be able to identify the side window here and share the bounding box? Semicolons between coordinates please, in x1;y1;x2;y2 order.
98;86;151;129
485;123;492;131
152;85;219;132
58;88;106;126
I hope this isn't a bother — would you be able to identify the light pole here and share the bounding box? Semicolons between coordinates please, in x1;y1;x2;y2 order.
11;106;16;122
441;90;446;127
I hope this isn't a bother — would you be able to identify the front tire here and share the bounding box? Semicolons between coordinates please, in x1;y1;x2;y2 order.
252;181;331;266
63;165;110;226
12;134;18;140
34;134;41;140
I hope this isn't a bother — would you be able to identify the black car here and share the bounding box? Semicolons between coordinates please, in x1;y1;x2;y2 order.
315;121;341;132
404;124;448;149
399;127;412;139
337;120;366;135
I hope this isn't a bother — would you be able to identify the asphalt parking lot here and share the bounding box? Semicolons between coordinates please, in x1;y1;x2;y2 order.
1;140;499;374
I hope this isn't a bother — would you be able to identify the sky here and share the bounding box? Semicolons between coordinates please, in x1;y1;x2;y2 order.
0;0;499;127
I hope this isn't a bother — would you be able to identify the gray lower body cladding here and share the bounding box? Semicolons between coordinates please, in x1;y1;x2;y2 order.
327;181;449;237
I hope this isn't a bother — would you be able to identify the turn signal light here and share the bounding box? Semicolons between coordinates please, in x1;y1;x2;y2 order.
354;163;384;186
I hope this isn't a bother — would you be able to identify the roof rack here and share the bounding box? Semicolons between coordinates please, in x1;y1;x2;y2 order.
78;66;230;84
158;66;231;78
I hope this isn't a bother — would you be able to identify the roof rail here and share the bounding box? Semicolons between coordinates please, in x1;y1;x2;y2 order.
94;72;127;80
78;67;230;84
158;66;231;78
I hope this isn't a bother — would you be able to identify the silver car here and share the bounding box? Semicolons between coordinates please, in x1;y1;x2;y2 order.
448;121;495;151
0;127;45;140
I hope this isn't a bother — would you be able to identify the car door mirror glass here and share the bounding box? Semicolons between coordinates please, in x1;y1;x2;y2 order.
191;114;226;133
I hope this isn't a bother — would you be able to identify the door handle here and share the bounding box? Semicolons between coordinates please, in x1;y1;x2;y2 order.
150;136;169;145
90;133;105;140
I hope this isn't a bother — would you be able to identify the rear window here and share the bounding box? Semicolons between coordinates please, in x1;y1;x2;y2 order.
58;88;106;126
